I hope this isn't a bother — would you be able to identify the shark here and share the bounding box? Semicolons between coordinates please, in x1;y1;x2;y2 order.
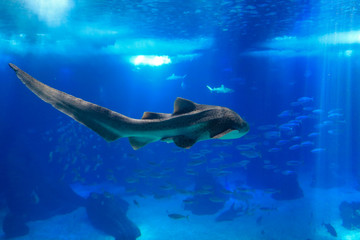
207;84;234;93
215;203;246;222
8;63;249;150
166;73;187;80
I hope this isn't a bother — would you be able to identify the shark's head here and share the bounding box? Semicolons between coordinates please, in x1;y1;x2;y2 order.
218;109;249;140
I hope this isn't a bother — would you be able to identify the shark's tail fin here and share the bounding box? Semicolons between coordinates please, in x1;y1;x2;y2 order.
206;85;213;92
9;63;129;142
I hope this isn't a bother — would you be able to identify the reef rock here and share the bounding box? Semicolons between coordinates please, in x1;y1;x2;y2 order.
2;214;29;238
86;193;141;240
339;201;360;229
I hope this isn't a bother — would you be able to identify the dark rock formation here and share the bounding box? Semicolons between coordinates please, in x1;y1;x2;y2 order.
2;178;85;239
2;151;85;239
2;214;29;239
86;192;141;240
339;201;360;229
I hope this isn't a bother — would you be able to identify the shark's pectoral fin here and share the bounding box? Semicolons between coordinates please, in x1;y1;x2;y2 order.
173;135;198;149
161;137;173;143
210;128;233;139
129;137;159;150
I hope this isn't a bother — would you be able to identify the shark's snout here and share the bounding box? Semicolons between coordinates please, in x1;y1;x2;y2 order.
241;121;250;133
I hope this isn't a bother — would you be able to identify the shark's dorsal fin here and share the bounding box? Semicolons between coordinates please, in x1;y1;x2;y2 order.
142;112;171;120
173;97;197;115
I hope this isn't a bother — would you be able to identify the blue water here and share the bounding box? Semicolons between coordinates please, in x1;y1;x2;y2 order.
0;1;359;239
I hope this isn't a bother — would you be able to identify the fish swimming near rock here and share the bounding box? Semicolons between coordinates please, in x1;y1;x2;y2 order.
167;213;189;220
323;223;337;237
9;63;249;150
207;84;234;93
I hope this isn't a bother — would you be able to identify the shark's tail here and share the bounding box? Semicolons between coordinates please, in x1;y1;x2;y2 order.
206;85;213;92
8;63;130;142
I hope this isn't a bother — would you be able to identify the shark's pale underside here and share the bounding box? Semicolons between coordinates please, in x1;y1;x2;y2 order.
8;63;249;150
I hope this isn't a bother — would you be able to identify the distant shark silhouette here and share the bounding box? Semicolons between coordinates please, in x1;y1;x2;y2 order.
166;73;187;80
215;203;245;222
207;84;234;93
9;63;249;150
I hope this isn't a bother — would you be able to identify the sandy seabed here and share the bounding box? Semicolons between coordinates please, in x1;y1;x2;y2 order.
1;183;360;240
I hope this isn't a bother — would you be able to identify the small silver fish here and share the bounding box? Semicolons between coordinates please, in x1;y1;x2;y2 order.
311;148;326;153
268;148;281;153
297;97;313;104
289;144;301;150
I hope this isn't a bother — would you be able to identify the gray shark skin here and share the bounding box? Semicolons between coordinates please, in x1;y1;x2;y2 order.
8;63;249;150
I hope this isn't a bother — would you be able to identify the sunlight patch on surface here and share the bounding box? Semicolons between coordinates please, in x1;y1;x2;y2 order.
24;0;74;26
80;27;121;37
130;55;171;66
0;31;211;58
268;31;360;48
246;30;360;57
319;31;360;45
106;38;213;55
